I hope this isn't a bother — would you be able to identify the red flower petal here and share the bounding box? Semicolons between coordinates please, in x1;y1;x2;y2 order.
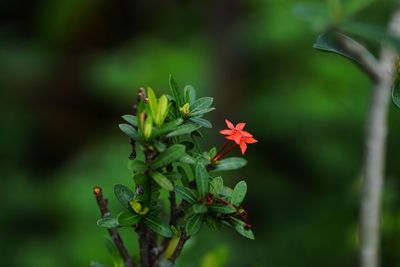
241;131;253;137
236;123;246;131
240;140;247;154
226;135;235;141
234;134;242;145
225;119;234;129
245;137;258;144
219;129;234;135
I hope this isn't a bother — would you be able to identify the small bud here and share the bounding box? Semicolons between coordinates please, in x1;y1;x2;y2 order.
93;186;102;196
136;185;144;195
179;103;190;117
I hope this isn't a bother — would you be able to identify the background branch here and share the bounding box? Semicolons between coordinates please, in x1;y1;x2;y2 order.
93;187;134;267
358;2;400;267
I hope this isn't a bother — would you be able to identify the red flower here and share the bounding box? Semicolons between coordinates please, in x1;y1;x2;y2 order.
219;119;257;155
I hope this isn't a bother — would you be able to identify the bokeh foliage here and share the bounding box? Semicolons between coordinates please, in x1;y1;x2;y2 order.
1;0;400;267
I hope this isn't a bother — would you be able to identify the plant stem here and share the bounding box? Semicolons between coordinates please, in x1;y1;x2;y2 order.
93;187;134;267
359;4;400;267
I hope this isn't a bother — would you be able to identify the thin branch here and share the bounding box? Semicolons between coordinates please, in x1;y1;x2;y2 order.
359;2;400;267
137;222;150;267
93;186;134;267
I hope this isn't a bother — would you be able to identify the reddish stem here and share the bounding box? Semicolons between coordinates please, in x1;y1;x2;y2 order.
213;143;238;161
211;140;231;162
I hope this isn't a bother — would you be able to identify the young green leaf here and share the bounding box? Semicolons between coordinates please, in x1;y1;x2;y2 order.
208;205;236;214
119;124;138;139
144;216;173;238
189;117;212;128
195;163;209;197
147;87;158;119
97;217;119;228
175;185;198;204
208;147;217;159
117;211;142;226
121;115;138;127
151;144;186;169
169;75;183;108
193;203;208;214
156;95;169;126
114;184;135;210
143;116;153;140
150;171;174;191
184;85;196;105
190;97;213;114
213;157;247;171
166;123;201;138
230;181;247;206
229;217;255;240
185;214;204;236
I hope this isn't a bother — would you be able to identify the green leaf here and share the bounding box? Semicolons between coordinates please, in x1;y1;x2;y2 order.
213;157;247;171
97;217;119;228
190;97;213;114
121;115;138;127
184;85;196;105
150;171;174;191
179;153;197;165
180;141;195;151
147;87;158;119
154;118;184;136
229;217;255;240
117;211;142;226
166;123;201;138
189;117;212;128
175;185;198;204
128;159;147;173
143;116;153;140
208;205;236;214
114;184;135;210
119;124;138;139
151;144;186;169
208;147;217;158
190;107;215;117
143;216;172;237
169;75;183;108
230;181;247;206
193;203;208;214
195;164;209;197
185;214;204;236
210;176;223;195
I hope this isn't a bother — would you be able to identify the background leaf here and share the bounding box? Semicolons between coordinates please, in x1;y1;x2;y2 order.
175;185;198;204
121;115;138;127
117;211;142;227
169;75;183;108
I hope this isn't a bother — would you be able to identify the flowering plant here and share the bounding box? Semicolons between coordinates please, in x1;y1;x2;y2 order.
92;76;257;267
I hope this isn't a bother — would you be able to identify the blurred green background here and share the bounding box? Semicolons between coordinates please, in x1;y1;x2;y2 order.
2;0;400;266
